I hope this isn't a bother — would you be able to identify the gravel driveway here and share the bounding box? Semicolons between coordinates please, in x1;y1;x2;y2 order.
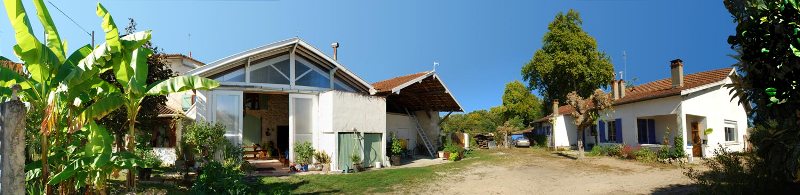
412;149;695;195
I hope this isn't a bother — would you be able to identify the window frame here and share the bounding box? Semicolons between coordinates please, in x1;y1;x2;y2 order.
607;121;617;142
724;120;738;143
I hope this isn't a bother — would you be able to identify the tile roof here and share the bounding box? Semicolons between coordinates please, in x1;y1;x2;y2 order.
158;53;205;65
1;60;25;75
545;67;734;118
156;104;182;116
371;71;430;93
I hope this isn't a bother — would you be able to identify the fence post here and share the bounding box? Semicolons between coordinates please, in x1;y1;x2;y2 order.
1;84;26;194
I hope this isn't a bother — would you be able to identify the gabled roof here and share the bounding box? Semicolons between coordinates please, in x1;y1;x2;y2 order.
186;37;375;94
372;71;463;112
158;53;205;66
538;67;735;121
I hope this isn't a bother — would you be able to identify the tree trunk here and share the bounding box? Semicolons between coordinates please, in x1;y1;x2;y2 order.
125;106;140;189
577;126;585;159
1;99;27;195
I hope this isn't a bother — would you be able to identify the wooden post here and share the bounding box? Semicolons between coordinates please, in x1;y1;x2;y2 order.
1;84;26;194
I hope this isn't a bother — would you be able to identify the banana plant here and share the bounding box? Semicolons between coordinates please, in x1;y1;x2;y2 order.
1;0;155;193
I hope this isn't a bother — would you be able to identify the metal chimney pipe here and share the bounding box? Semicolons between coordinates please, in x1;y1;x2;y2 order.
331;42;340;61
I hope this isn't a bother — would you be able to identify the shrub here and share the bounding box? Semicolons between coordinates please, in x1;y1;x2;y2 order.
620;145;638;159
673;134;685;158
634;148;657;163
449;151;461;161
605;144;622;157
444;142;462;154
531;135;548;147
391;135;404;155
314;151;331;164
293;142;314;165
223;140;244;165
588;145;603;156
183;121;226;161
191;161;250;194
136;148;163;168
350;153;361;165
683;144;794;194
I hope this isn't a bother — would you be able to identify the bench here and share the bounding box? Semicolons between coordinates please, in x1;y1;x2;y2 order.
243;145;266;159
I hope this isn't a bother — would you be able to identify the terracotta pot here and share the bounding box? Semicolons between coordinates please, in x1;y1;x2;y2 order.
391;155;402;166
443;151;451;160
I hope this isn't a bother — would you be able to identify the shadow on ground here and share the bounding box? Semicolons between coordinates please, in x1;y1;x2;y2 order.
650;183;698;195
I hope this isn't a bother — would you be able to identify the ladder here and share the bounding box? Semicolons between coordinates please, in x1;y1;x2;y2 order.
406;108;437;157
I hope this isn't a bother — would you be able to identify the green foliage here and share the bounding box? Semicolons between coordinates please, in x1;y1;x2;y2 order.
673;134;685;158
294;142;314;165
191;161;250;194
531;135;548;147
633;148;657;163
724;0;800;184
704;128;714;136
350;153;361;165
443;142;463;154
521;9;614;112
449;151;461;161
442;106;504;134
183;121;226;161
683;145;791;194
314;151;331;164
501;80;543;125
223;140;244;166
136;148;162;169
391;135;404;155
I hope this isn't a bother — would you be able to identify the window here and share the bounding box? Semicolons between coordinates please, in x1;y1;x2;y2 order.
294;58;330;88
250;59;290;85
212;67;245;82
725;120;737;142
607;121;617;142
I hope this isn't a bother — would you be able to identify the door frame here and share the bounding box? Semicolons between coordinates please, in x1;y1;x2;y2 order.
288;93;317;162
211;90;244;146
691;122;702;157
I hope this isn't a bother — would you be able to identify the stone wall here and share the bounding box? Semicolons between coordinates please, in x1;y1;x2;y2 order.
242;94;289;147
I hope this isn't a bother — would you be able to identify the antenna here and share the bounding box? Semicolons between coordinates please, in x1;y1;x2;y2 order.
187;33;192;57
622;50;627;81
433;61;439;72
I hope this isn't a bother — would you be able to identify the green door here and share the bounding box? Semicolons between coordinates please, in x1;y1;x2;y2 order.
243;115;261;146
363;133;383;167
338;133;360;170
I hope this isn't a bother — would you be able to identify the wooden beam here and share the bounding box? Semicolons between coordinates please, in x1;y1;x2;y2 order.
438;112;453;126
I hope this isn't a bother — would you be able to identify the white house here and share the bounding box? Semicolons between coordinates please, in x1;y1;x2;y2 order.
178;37;462;171
534;59;748;158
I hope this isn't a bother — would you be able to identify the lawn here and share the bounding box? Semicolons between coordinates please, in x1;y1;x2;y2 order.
110;148;509;194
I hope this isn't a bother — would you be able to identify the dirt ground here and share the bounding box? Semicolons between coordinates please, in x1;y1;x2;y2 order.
413;149;696;195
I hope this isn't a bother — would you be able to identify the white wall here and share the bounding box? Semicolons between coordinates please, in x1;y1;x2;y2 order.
681;79;748;156
387;113;417;150
318;91;387;171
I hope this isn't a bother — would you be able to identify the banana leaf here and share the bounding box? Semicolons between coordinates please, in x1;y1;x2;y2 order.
146;75;221;96
32;0;66;63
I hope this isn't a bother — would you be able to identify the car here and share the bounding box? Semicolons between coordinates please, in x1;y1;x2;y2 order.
514;137;531;147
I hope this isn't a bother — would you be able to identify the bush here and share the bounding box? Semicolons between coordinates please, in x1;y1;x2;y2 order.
444;142;462;154
449;151;461;161
683;144;795;194
634;148;657;163
605;144;622;157
531;135;548;148
391;135;404;155
136;148;163;168
350;153;361;165
620;145;640;159
294;142;314;165
314;151;331;164
223;140;244;165
183;121;226;161
191;161;250;194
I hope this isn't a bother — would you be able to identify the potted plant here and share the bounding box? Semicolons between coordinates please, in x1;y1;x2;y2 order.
294;142;315;172
314;150;332;173
390;136;404;166
137;148;162;181
350;154;363;172
703;128;713;144
443;142;461;160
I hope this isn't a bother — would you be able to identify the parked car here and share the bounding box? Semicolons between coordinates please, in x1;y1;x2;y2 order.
512;135;530;147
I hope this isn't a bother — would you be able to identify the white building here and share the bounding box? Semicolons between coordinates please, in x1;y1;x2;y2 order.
534;59;748;158
177;38;462;171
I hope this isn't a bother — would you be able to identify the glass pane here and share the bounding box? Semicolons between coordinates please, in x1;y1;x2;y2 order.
212;68;245;82
295;60;311;78
294;98;313;134
297;70;330;88
251;60;290;84
215;94;241;137
274;59;290;77
335;82;354;92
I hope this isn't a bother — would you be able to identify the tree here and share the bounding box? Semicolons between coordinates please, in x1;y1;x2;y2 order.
502;80;543;126
565;89;612;158
495;117;524;148
724;0;800;187
521;9;614;112
441;106;504;134
99;18;175;155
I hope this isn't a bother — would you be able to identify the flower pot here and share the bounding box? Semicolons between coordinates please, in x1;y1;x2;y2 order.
443;151;450;160
301;164;309;172
391;155;402;166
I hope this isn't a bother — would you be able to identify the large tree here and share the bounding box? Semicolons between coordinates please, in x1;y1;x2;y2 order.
501;80;543;126
566;89;612;158
724;0;800;187
522;9;614;112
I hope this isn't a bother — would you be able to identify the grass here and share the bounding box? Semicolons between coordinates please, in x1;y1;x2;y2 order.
102;149;507;194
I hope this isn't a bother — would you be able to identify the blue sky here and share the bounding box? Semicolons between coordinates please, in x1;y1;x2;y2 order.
0;0;736;112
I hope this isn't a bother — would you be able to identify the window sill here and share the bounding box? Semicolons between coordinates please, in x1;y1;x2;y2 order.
723;142;741;146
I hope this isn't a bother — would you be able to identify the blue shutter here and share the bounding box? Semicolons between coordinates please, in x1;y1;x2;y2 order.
615;118;623;144
647;119;656;144
599;121;606;143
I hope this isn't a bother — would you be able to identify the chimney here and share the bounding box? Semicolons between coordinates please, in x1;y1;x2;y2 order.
618;79;626;98
611;79;619;100
670;59;684;88
552;99;559;116
331;42;340;61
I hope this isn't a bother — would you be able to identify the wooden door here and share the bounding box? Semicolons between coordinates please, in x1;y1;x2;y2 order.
691;122;702;157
